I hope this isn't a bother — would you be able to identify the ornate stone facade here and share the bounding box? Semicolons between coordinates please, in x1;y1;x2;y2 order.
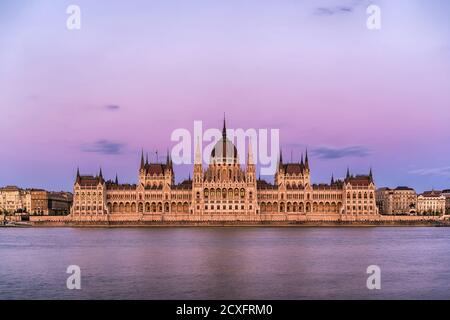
0;186;72;215
71;120;379;221
417;191;446;215
376;187;417;215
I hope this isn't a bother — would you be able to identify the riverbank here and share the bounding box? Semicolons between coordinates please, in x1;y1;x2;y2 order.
2;213;446;228
28;219;448;228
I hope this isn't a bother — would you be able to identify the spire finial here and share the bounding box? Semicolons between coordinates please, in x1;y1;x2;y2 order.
222;113;227;139
248;137;254;165
76;167;80;178
300;153;304;166
115;173;118;184
369;167;373;181
195;136;202;165
140;149;145;169
99;167;103;178
146;152;149;165
305;148;309;169
346;167;350;179
331;173;335;184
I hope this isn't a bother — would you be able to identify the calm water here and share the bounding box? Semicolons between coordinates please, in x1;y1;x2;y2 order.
0;227;450;299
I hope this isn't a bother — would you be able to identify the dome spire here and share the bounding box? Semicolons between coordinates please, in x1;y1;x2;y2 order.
222;113;227;139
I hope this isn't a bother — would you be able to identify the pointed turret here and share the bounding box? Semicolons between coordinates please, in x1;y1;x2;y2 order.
346;167;351;179
115;173;118;184
305;148;309;169
331;173;335;185
369;167;373;182
140;149;145;170
166;149;170;166
145;152;149;166
98;167;104;184
300;153;304;166
247;138;254;165
195;137;202;165
278;149;284;171
222;113;227;139
76;167;81;183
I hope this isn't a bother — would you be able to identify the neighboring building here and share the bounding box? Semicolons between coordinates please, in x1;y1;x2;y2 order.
30;189;73;215
376;187;417;215
72;118;379;219
0;186;30;213
417;191;446;215
0;186;72;215
441;189;450;215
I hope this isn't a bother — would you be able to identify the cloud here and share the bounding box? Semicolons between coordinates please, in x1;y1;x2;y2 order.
81;140;125;155
105;105;120;111
314;5;354;16
312;146;370;159
409;167;450;178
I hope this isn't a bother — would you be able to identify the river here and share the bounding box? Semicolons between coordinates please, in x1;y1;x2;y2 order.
1;227;449;299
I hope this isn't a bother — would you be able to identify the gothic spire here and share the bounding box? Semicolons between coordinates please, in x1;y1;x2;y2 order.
305;148;309;169
195;136;202;165
76;167;81;183
222;113;227;139
300;153;304;166
140;149;144;170
247;138;254;165
369;167;373;182
146;152;149;166
331;173;335;185
99;167;103;178
346;167;351;179
115;173;119;184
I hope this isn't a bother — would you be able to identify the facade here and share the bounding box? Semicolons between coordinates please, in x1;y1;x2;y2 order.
417;191;446;215
0;186;30;213
442;189;450;215
376;187;417;215
0;186;72;215
71;119;379;221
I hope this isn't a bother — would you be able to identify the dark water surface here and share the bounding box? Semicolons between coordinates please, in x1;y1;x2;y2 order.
1;227;449;299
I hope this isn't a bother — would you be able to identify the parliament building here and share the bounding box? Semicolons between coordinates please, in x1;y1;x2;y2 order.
70;119;379;222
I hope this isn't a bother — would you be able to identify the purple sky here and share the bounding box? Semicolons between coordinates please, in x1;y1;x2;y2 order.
0;0;449;192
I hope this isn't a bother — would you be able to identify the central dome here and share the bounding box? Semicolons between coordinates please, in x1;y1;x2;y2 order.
210;137;238;163
210;116;239;164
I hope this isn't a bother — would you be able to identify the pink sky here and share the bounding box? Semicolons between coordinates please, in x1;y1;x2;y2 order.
0;0;449;192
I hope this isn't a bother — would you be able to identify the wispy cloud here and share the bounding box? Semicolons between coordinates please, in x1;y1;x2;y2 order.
105;105;120;111
409;167;450;178
81;140;125;155
313;146;370;159
314;5;354;16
